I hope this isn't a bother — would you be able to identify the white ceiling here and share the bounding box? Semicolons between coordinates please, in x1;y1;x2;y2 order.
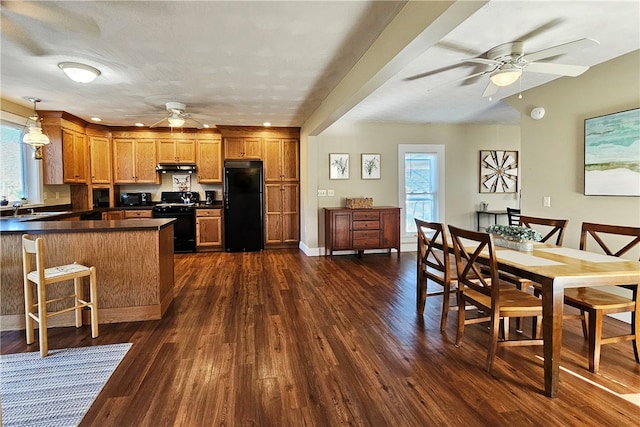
1;1;639;130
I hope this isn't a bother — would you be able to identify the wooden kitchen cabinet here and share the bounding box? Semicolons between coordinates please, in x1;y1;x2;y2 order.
103;210;124;220
157;139;196;163
196;138;222;183
224;137;262;159
264;138;298;182
123;209;153;219
89;135;112;183
196;208;223;250
112;138;158;184
324;207;401;257
265;183;299;246
62;129;87;183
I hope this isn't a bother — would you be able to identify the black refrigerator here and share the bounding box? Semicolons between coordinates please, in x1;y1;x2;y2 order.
224;160;264;252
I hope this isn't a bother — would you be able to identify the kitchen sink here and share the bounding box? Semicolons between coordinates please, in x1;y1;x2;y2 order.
1;211;71;221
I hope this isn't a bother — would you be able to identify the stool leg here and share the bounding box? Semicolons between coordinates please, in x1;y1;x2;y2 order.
37;281;48;357
24;280;35;345
89;267;99;338
73;277;83;328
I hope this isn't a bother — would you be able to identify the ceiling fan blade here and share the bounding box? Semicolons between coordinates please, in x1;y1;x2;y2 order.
462;57;501;66
521;38;599;63
182;117;204;129
149;117;168;128
405;63;468;81
525;62;590;77
513;18;563;44
482;81;499;98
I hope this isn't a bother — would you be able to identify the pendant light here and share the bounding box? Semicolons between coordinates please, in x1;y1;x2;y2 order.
22;98;50;160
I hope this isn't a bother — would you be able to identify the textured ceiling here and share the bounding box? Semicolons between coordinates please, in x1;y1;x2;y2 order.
1;1;639;129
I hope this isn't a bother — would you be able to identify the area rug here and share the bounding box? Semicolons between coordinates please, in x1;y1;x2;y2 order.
1;343;132;427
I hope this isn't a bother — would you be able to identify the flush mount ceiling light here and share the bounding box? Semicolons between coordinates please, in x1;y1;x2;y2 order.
489;64;522;87
22;97;50;159
58;62;101;83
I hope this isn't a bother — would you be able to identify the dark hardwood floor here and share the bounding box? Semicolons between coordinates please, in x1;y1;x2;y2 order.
2;250;638;426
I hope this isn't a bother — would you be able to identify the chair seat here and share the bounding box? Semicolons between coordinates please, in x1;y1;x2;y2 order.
463;285;543;315
565;287;636;311
28;263;92;283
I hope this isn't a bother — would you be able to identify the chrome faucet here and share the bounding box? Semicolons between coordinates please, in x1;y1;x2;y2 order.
12;201;22;217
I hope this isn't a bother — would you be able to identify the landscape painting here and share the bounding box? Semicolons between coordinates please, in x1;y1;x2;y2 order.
584;108;640;196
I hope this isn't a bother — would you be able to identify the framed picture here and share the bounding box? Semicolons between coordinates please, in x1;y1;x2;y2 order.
584;108;640;196
329;153;349;179
479;150;518;193
361;153;381;179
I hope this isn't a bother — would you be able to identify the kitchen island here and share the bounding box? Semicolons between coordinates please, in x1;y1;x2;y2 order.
0;218;175;331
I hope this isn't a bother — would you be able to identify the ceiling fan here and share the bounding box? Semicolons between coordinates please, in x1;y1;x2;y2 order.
410;38;599;97
149;102;205;129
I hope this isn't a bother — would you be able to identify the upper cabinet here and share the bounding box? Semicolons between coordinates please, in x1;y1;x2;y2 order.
224;137;262;159
196;138;222;183
112;138;158;184
264;138;299;182
41;117;88;185
88;135;111;184
157;139;196;164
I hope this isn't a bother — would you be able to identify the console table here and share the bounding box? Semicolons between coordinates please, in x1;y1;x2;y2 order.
324;207;401;258
476;210;508;231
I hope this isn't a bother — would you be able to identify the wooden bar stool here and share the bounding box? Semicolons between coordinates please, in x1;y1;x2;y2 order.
22;234;99;356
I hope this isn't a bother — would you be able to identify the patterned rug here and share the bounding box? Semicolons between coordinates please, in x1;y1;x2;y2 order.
1;343;132;427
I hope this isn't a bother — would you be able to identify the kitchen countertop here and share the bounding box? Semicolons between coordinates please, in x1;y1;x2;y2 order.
0;218;175;234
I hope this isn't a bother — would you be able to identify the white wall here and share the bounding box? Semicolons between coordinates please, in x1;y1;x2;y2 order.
506;50;640;250
302;121;520;253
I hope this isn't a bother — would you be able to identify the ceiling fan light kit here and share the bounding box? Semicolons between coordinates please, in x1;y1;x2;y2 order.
58;62;101;83
489;66;522;87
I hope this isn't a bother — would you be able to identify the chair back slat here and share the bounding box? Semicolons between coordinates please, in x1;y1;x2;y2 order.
507;208;521;226
415;219;451;283
580;222;640;261
448;225;498;299
519;215;568;245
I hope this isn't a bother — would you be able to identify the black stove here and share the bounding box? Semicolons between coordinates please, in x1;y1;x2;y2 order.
152;192;200;253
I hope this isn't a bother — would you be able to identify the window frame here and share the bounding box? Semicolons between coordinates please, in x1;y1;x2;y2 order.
398;144;445;239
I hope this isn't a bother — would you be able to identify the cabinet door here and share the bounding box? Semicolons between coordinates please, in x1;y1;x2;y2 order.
134;139;158;183
281;139;299;181
281;183;299;242
332;211;353;250
196;215;222;247
224;137;244;159
263;139;282;181
175;140;196;163
244;137;262;159
62;130;86;183
89;136;111;183
197;139;222;183
264;183;283;244
73;132;87;182
113;139;135;183
157;139;177;163
380;209;400;248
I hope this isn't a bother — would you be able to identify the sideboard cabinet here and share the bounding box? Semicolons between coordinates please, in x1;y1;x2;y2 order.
324;207;401;258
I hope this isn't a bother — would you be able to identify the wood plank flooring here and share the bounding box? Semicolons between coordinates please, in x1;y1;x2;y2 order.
2;250;639;426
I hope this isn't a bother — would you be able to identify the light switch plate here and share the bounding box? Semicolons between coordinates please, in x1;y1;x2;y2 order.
327;189;334;197
543;196;551;207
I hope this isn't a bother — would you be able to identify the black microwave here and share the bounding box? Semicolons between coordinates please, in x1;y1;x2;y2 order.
120;192;152;206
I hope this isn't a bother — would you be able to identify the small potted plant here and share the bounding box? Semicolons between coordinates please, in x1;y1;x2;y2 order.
486;224;542;251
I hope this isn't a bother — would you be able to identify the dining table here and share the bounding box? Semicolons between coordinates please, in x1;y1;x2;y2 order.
488;243;640;397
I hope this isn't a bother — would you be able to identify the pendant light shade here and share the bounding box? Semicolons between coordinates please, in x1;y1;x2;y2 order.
22;98;50;160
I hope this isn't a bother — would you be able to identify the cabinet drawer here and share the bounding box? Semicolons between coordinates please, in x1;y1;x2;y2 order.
353;230;380;247
124;210;153;218
352;220;380;230
196;209;221;217
353;211;380;221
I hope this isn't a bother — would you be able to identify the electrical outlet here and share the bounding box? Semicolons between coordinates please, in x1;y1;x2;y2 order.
317;189;327;197
543;196;551;207
327;189;334;197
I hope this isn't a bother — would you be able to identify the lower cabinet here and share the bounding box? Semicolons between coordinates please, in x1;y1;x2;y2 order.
123;210;153;219
265;183;299;247
196;208;223;250
324;207;401;257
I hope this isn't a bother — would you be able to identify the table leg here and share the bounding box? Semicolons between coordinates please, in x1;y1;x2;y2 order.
477;212;481;231
542;281;564;397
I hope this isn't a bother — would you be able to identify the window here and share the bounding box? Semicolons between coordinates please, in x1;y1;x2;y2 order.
0;117;43;205
398;144;445;237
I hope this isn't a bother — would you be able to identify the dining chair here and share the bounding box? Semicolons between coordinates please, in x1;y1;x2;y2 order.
518;215;568;245
415;219;458;331
562;222;639;373
22;234;99;357
506;207;521;226
448;225;543;372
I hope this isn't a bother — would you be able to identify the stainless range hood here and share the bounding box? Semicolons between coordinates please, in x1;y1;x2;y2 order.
155;163;197;173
